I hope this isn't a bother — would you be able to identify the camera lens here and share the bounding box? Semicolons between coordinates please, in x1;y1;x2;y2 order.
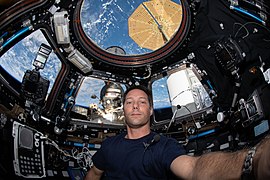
29;71;39;82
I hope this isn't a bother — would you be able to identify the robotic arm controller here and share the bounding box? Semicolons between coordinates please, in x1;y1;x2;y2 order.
21;44;51;119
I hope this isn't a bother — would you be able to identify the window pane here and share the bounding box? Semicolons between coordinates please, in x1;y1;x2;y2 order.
152;67;212;123
0;30;61;93
152;77;171;109
81;0;183;55
75;77;126;124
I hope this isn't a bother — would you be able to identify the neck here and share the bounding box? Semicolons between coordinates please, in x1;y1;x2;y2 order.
126;126;151;139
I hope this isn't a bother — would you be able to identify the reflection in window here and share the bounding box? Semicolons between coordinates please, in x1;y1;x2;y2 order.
0;30;61;93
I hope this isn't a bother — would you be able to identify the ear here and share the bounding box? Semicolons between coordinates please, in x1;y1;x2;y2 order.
150;107;153;116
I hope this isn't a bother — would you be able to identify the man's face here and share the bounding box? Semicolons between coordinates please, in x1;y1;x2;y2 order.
123;89;153;128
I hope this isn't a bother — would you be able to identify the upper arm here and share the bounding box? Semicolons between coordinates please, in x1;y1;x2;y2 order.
170;155;198;179
85;165;104;180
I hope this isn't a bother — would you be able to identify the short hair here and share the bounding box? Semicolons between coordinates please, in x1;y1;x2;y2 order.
123;85;153;107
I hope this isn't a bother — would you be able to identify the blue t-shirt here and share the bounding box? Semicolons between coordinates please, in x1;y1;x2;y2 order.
92;132;186;179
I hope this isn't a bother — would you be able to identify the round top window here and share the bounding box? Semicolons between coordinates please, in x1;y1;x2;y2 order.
80;0;184;56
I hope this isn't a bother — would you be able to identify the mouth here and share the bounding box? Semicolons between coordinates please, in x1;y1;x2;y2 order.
131;113;142;116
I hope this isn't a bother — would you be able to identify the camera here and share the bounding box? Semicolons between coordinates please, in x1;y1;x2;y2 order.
21;43;52;106
21;69;49;106
231;84;270;139
214;36;246;77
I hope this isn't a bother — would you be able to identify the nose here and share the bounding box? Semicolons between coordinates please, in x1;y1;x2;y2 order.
133;102;139;109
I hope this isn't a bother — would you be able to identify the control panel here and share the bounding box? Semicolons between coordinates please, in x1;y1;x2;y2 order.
12;121;46;178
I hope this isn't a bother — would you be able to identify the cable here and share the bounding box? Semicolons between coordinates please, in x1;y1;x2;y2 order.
171;89;192;102
44;136;93;168
133;65;152;80
188;129;216;140
233;21;270;40
166;105;181;133
230;6;266;25
182;105;198;128
0;26;33;51
233;22;250;39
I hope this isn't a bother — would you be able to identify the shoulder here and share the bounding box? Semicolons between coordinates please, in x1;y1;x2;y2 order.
159;134;186;153
159;134;181;145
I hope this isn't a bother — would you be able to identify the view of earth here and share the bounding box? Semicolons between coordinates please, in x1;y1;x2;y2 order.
81;0;182;55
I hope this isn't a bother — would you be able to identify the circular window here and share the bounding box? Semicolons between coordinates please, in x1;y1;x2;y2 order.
75;0;191;66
